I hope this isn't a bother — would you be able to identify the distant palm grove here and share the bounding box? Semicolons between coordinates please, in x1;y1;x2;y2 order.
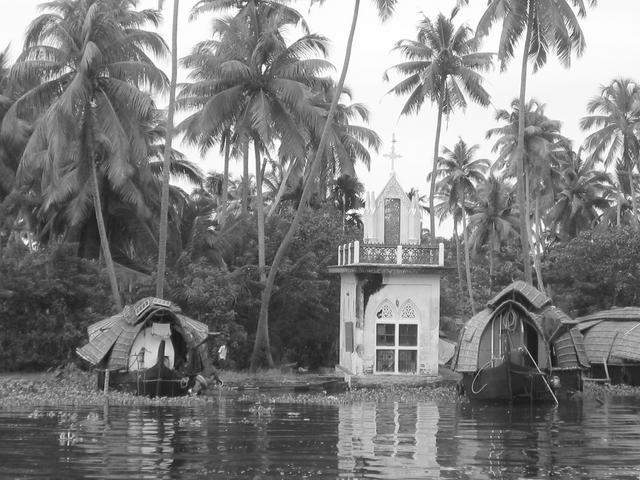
4;0;640;373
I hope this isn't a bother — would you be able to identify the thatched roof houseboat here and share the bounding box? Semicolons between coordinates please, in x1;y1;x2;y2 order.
575;307;640;385
77;297;212;397
452;281;588;402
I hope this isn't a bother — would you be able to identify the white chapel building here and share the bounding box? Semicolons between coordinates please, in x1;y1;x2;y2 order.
329;171;446;376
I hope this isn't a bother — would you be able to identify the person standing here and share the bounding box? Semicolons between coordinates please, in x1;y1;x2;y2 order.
218;344;227;369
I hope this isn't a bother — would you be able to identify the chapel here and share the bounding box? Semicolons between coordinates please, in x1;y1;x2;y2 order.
329;151;445;376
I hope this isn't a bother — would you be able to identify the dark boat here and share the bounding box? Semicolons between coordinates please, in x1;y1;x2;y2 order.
77;297;214;397
452;281;589;403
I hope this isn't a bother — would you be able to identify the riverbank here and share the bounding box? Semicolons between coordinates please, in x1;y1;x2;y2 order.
1;366;639;408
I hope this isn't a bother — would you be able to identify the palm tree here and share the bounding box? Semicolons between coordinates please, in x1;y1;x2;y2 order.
433;186;465;299
432;139;489;314
157;0;180;299
190;0;309;28
486;99;569;289
385;8;492;238
248;0;397;370
599;160;637;228
181;4;335;369
467;175;517;291
10;0;168;310
330;174;364;232
476;0;596;284
547;149;611;241
580;78;640;229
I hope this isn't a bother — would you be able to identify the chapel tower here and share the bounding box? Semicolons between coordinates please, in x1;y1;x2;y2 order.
329;140;446;376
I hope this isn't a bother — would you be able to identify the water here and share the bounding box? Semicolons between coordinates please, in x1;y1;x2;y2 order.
1;395;640;479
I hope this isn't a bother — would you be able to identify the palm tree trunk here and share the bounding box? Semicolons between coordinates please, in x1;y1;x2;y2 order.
254;140;266;283
516;8;534;285
249;0;361;371
533;194;545;291
489;244;494;292
219;135;231;226
429;98;444;239
90;157;122;311
85;96;121;310
156;0;179;299
628;167;638;230
453;221;465;299
342;192;346;232
268;158;296;218
242;141;249;215
461;193;476;315
524;178;542;289
617;191;622;226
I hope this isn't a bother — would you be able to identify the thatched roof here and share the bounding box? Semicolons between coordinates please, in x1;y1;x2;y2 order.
574;309;640;365
553;328;590;369
76;297;209;370
487;281;551;310
454;282;577;373
576;307;640;323
453;308;492;373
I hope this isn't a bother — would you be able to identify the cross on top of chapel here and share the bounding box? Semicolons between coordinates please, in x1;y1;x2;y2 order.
383;134;402;174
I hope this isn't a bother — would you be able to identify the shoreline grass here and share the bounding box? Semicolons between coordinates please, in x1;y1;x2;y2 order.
2;366;639;409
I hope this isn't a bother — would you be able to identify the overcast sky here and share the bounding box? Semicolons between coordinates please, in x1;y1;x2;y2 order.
3;1;638;219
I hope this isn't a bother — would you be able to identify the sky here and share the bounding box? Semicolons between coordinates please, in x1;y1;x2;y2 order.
2;0;639;234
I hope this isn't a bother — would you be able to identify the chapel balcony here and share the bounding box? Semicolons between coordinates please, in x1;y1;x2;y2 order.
337;241;444;267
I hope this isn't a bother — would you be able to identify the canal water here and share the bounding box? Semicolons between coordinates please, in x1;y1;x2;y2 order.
1;395;640;479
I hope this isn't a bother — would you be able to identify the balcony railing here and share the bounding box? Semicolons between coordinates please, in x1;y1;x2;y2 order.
337;241;444;267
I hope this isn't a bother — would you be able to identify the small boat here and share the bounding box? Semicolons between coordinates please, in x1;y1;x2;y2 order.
77;297;215;397
452;281;588;403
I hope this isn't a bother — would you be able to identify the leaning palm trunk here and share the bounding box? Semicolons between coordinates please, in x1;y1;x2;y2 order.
156;0;179;299
267;158;297;218
461;195;476;315
516;10;534;285
249;0;361;371
254;141;266;283
429;98;444;238
87;103;122;311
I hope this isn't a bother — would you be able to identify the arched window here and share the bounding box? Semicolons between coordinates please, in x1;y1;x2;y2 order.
400;301;417;319
376;301;394;320
374;299;420;374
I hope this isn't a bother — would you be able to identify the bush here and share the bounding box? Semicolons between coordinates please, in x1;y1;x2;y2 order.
0;243;111;371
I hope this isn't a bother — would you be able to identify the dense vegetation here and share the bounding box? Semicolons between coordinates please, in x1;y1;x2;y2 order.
3;0;639;372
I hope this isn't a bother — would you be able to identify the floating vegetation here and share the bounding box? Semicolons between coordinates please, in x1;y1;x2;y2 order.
177;417;202;427
4;368;640;411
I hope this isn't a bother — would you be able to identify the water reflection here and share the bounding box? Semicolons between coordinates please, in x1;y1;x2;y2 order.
3;396;640;479
338;402;439;478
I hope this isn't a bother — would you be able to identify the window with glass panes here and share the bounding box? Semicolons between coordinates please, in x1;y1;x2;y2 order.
374;301;419;373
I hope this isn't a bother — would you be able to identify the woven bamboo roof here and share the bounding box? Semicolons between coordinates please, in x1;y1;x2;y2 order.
576;307;640;323
487;281;551;310
76;297;209;370
453;308;492;373
581;320;640;365
454;281;577;373
553;328;590;369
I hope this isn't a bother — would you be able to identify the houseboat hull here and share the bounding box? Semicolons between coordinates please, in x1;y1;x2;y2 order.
460;360;555;403
97;364;191;398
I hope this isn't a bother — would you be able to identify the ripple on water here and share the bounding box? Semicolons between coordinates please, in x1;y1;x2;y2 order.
1;396;640;479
